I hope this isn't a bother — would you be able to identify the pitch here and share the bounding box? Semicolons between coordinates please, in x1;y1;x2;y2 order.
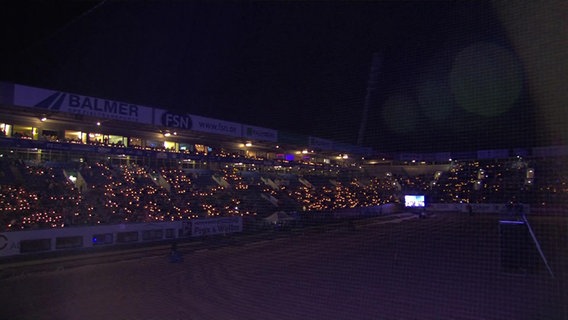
1;213;566;320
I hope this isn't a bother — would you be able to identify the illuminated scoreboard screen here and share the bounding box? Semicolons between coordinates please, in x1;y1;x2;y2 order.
404;195;425;208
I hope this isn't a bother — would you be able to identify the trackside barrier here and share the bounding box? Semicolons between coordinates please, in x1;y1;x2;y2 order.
191;216;243;237
331;203;399;219
0;221;182;257
428;203;530;214
0;217;244;258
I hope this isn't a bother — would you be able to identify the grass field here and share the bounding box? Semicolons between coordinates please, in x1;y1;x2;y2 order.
0;212;566;320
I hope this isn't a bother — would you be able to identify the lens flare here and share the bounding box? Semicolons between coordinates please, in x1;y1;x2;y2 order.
450;42;522;117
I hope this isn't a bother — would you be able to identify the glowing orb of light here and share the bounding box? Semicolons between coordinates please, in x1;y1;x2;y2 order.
382;94;418;134
417;79;453;122
449;42;522;117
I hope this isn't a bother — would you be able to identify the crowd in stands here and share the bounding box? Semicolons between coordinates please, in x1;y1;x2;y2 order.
0;155;567;232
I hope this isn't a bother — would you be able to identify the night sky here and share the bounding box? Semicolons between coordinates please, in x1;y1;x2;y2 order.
2;1;565;153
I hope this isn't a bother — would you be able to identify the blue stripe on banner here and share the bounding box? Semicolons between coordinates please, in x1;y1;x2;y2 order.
34;92;62;110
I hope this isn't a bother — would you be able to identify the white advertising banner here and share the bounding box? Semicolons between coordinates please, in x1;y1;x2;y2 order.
309;136;333;150
191;216;243;237
435;152;452;162
532;145;568;157
399;153;421;161
190;114;242;138
242;124;278;142
154;108;193;130
0;82;15;105
477;149;509;159
12;84;154;124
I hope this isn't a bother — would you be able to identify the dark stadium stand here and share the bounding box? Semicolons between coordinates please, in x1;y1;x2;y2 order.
2;149;568;234
0;83;567;262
